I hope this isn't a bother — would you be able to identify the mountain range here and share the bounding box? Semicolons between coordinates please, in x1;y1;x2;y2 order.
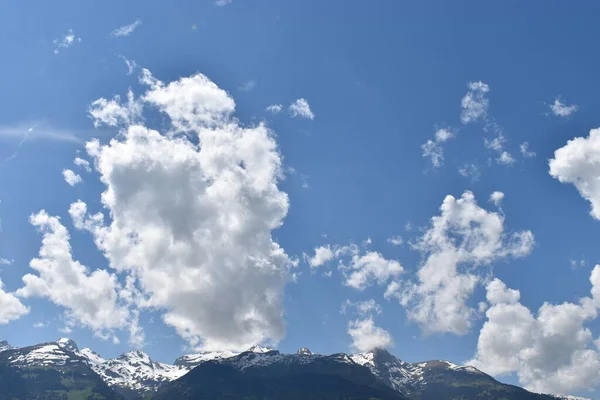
0;338;593;400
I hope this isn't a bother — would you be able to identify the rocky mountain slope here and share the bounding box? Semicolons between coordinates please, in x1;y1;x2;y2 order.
0;338;594;400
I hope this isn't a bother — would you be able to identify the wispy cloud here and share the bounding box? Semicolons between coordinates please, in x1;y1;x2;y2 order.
520;142;536;158
0;123;81;144
549;98;578;117
112;19;142;37
53;29;81;54
119;55;137;75
238;80;257;92
216;0;232;6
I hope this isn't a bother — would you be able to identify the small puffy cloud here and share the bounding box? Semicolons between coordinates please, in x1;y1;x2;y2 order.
387;235;403;246
549;128;600;220
348;317;393;352
550;98;578;118
216;0;232;5
33;321;48;328
0;258;13;266
387;191;534;335
497;151;516;166
111;19;142;37
461;81;489;124
0;279;29;324
520;142;536;158
62;169;82;186
53;29;81;54
238;80;257;92
289;98;315;120
266;104;283;114
434;128;455;142
16;211;131;341
468;266;600;394
308;242;403;290
489;191;505;207
307;245;335;268
341;250;404;291
458;163;481;182
73;157;91;172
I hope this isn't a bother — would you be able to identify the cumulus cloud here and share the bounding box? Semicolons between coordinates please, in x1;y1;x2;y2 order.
550;98;578;117
341;251;404;291
289;98;315;120
16;211;131;341
484;134;506;152
348;316;393;352
0;258;13;265
343;299;392;352
266;104;283;114
468;266;600;394
422;128;456;168
520;142;536;158
306;242;403;290
386;191;534;335
62;169;82;186
111;19;142;37
53;29;81;54
71;68;292;351
0;279;29;324
307;245;335;268
461;81;489;124
549;128;600;220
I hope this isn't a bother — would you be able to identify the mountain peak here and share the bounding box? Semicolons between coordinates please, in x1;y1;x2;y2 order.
56;337;78;352
117;350;152;364
296;347;312;355
245;345;273;353
0;340;13;352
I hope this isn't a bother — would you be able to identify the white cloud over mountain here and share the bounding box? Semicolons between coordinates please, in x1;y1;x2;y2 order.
68;68;292;351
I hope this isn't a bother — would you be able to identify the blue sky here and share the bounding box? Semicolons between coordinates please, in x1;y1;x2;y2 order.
1;0;600;397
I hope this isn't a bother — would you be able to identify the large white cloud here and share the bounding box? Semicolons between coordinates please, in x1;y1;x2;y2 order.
468;266;600;394
71;69;292;351
549;128;600;220
16;211;131;341
386;191;534;335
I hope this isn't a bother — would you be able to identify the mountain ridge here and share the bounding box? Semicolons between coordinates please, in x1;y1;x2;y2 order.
0;337;593;400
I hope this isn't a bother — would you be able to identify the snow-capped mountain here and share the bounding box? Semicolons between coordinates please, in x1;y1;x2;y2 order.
350;348;486;396
0;338;593;400
85;350;188;397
